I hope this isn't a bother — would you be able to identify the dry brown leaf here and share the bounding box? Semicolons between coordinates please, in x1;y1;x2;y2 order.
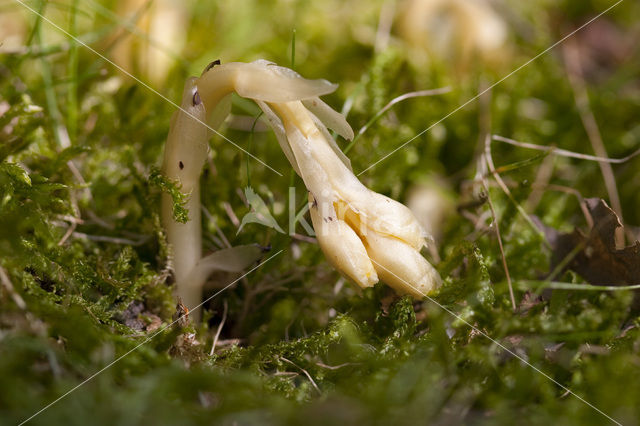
535;198;640;286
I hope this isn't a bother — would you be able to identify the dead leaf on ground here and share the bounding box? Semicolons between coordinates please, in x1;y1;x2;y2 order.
534;198;640;286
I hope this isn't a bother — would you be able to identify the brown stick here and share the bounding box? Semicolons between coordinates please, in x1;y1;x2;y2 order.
563;40;625;247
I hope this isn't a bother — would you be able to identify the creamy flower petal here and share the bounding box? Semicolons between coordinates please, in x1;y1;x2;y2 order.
347;191;427;250
197;61;338;115
189;60;442;299
281;117;336;201
363;231;442;298
307;109;352;172
309;195;378;288
255;100;301;176
302;97;354;141
272;101;427;249
280;117;378;289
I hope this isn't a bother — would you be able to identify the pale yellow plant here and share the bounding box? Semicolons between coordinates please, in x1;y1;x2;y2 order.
194;60;442;298
161;76;262;322
112;0;187;85
397;0;508;70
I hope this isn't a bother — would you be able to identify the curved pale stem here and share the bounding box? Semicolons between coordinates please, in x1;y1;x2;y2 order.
162;76;264;322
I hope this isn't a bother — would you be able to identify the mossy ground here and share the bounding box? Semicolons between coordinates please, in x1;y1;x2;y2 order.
1;0;640;425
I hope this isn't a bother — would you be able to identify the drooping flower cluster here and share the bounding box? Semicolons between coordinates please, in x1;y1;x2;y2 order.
194;60;442;297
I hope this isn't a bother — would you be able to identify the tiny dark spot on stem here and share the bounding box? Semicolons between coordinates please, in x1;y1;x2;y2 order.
192;91;201;106
179;161;184;170
204;59;221;72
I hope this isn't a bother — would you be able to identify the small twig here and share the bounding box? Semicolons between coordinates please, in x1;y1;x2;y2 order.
356;88;452;139
537;184;593;228
82;304;101;323
210;300;228;356
214;338;242;347
236;187;249;207
58;191;82;246
71;232;150;245
476;79;492;160
215;227;232;249
578;344;609;356
333;277;345;295
84;209;115;230
273;371;299;378
492;135;640;164
546;239;587;283
563;40;625;246
56;214;84;225
484;136;547;244
516;280;640;292
483;175;595;230
345;86;451;153
525;154;555;212
57;224;77;246
0;266;26;310
290;233;317;244
482;178;516;312
279;356;321;395
222;202;240;227
202;205;232;248
315;362;356;370
66;160;94;202
477;143;516;311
